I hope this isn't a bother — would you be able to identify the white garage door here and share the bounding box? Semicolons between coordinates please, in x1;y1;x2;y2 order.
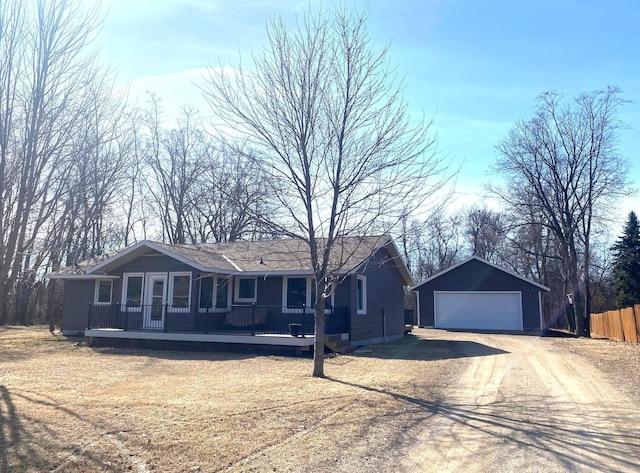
435;292;522;331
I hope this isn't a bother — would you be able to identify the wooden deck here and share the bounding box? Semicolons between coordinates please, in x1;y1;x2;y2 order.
84;328;316;347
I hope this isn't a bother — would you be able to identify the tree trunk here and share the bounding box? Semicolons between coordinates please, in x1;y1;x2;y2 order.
312;302;325;377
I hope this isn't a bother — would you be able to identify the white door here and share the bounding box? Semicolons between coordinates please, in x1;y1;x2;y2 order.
434;292;522;331
144;273;167;330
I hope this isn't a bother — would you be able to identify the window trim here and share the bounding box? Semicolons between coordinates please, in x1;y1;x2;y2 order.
121;272;145;311
356;275;367;315
198;275;214;312
94;279;113;305
215;276;231;309
234;276;257;303
168;271;192;311
199;275;231;312
282;276;311;313
282;276;334;314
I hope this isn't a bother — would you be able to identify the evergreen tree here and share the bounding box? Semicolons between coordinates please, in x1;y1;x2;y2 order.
611;211;640;307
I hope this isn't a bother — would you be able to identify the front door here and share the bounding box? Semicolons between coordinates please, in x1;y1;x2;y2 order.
144;273;167;330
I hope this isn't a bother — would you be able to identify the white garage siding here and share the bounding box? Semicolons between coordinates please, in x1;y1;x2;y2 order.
434;291;523;331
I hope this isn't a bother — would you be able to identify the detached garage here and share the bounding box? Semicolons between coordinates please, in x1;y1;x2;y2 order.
412;257;550;332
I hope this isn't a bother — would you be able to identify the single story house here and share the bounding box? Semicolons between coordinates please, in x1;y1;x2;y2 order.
412;256;550;331
48;235;414;351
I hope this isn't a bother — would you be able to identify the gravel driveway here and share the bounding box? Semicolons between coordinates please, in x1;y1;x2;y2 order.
400;330;640;473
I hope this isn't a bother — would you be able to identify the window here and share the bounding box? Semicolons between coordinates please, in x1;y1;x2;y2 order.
282;277;334;313
199;276;230;311
234;277;257;303
216;277;229;308
122;273;144;309
357;275;367;314
199;276;214;309
286;277;307;308
94;279;112;304
169;272;191;308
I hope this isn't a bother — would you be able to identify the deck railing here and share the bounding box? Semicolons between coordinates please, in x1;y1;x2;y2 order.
87;303;349;336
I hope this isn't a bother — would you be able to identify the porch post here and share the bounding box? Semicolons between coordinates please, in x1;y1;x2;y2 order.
123;304;128;331
87;302;93;330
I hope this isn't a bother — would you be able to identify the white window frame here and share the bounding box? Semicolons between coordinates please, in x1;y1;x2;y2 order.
282;276;311;313
215;276;231;310
198;275;214;312
282;276;334;314
121;272;145;311
234;276;257;303
199;275;231;313
94;279;113;305
168;271;192;311
356;275;367;315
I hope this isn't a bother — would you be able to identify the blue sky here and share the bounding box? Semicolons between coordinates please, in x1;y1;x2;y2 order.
96;0;640;225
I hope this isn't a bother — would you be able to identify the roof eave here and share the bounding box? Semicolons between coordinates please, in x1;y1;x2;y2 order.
383;239;415;287
346;236;415;287
87;240;215;274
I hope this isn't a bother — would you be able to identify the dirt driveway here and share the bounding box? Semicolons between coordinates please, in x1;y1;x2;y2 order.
2;327;640;472
401;330;640;473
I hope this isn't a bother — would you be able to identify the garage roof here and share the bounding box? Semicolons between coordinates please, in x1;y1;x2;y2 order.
412;256;550;292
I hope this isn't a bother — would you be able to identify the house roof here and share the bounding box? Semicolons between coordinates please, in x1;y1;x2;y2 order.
47;235;415;286
411;256;550;292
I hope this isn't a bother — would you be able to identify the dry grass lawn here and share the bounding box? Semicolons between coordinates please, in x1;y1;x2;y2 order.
0;326;463;472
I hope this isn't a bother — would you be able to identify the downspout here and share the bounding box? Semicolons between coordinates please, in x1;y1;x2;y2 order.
382;307;386;340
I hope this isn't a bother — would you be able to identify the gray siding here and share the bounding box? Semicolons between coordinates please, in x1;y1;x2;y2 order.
415;259;544;330
111;255;198;304
62;254;201;333
350;247;406;343
61;280;95;334
61;247;410;342
333;281;351;310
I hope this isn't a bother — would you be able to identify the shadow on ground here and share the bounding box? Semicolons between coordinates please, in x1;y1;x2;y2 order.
433;328;575;338
355;335;509;361
326;377;640;472
0;385;150;473
88;340;308;361
0;386;84;472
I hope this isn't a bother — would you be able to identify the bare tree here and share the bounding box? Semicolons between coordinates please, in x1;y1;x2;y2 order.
491;87;630;336
464;205;506;262
0;0;103;323
141;96;211;244
400;211;464;283
189;140;273;242
117;109;150;246
203;5;450;376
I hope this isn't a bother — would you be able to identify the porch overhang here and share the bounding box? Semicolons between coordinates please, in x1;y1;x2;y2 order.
84;328;316;347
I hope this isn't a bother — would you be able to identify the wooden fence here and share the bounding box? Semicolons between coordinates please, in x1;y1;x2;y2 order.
590;304;640;343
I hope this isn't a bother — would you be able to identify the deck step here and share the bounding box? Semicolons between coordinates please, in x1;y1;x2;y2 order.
324;333;355;354
325;333;346;342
